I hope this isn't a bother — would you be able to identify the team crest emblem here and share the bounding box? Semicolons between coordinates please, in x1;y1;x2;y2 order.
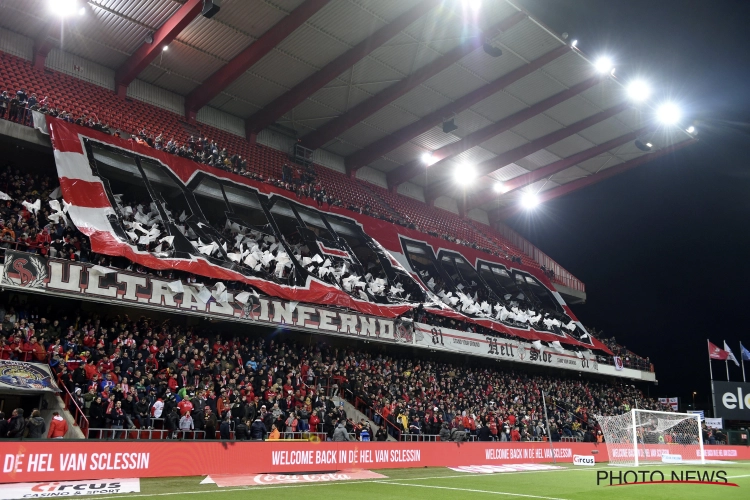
517;345;527;360
396;321;414;343
613;356;624;371
2;255;47;288
0;361;54;390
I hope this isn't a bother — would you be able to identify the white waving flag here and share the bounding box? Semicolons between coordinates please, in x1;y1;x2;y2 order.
724;340;740;367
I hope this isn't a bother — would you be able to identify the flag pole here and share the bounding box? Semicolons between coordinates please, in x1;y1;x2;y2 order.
742;342;746;383
709;339;716;417
726;358;730;381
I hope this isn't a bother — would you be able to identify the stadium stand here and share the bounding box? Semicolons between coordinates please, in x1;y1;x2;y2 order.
0;46;655;446
0;50;569;284
0;294;666;442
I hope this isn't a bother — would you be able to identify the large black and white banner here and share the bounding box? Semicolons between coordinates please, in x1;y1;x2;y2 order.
712;381;750;420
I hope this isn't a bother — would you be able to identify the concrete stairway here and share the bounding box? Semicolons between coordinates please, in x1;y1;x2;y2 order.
42;393;85;439
331;396;396;442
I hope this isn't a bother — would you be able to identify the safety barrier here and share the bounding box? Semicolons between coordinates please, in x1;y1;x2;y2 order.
87;428;206;440
4;440;748;484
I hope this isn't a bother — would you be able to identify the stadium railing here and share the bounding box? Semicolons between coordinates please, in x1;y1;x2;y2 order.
348;392;403;441
87;428;206;440
55;372;89;437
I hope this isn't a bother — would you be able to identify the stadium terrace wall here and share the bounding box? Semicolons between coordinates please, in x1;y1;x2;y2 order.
1;441;747;483
45;117;611;355
0;251;652;380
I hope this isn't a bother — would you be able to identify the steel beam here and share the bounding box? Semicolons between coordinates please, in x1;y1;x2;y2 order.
300;11;527;151
388;75;599;188
344;44;571;174
493;139;697;220
466;127;645;211
114;0;203;97
425;102;629;201
184;0;330;120
245;0;440;138
32;19;60;70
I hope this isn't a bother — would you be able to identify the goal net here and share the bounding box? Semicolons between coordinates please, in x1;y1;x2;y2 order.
595;409;705;466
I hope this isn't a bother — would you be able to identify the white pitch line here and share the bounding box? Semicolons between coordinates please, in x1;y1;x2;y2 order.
371;480;568;500
74;463;727;500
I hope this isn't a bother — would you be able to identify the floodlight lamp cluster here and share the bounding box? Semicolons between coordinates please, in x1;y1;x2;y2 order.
49;0;85;17
429;39;693;212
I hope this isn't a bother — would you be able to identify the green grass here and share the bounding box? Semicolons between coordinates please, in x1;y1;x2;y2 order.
79;462;750;500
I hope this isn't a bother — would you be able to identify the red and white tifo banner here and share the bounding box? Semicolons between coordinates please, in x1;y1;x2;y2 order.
0;477;139;499
45;117;612;354
3;441;750;484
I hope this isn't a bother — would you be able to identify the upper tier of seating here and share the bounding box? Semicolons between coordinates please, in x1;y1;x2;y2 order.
0;50;574;288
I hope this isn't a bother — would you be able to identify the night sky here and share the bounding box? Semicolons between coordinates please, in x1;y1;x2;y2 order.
508;0;750;411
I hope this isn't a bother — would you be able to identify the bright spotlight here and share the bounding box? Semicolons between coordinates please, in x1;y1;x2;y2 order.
594;57;613;74
656;102;681;125
493;182;504;193
79;7;86;15
463;0;482;10
521;192;539;209
162;45;169;51
455;165;476;186
571;39;578;48
50;0;78;17
421;152;436;166
627;80;651;102
686;125;695;134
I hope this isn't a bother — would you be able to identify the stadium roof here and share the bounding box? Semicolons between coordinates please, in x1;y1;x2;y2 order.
0;0;695;217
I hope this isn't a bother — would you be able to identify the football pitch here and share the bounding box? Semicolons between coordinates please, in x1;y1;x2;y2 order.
81;462;750;500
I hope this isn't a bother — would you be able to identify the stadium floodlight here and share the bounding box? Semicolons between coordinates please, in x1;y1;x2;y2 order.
463;0;482;11
686;125;695;134
50;0;79;17
521;191;539;209
421;152;436;166
627;80;651;102
79;7;86;15
571;39;578;48
634;139;653;152
162;45;169;51
594;56;613;74
493;182;504;193
656;102;681;125
455;164;476;186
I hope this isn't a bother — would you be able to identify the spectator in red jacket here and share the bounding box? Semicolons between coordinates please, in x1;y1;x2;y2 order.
511;426;521;442
47;412;68;439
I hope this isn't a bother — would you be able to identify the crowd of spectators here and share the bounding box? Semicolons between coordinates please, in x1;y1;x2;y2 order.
585;326;651;371
0;160;652;371
0;295;670;442
0;79;659;374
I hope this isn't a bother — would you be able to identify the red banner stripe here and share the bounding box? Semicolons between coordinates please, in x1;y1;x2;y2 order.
59;178;110;208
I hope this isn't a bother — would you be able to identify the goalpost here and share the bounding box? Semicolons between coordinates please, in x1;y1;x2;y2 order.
596;409;705;466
